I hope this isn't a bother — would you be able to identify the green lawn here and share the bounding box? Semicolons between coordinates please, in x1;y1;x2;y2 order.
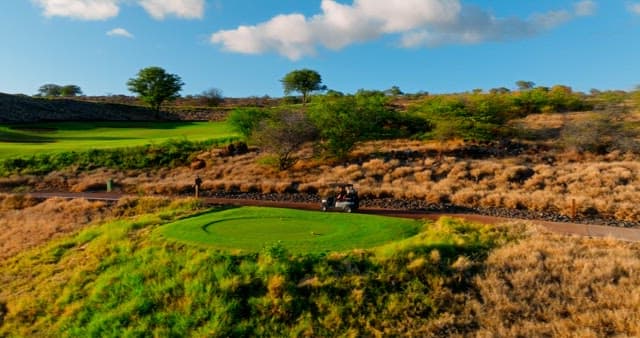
0;121;236;159
158;206;422;253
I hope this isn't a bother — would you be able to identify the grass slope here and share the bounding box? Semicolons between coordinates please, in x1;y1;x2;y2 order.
158;206;421;254
0;201;511;337
0;121;236;159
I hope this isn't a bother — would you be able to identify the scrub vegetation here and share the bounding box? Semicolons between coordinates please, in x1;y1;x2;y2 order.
1;199;639;337
0;78;639;336
0;198;507;336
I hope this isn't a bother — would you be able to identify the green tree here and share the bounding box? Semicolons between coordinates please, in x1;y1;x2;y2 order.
512;87;551;115
37;84;62;97
409;94;511;141
385;85;403;96
561;111;639;154
60;85;83;97
198;87;224;106
515;80;535;91
309;91;395;158
490;87;511;94
281;69;325;105
127;67;184;113
548;85;585;112
228;107;271;138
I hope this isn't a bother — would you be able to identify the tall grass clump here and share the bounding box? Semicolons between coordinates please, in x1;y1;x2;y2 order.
472;226;640;337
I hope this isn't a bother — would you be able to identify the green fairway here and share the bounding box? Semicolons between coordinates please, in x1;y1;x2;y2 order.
158;206;421;253
0;121;236;159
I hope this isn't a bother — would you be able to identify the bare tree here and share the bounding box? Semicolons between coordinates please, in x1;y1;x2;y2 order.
251;111;317;170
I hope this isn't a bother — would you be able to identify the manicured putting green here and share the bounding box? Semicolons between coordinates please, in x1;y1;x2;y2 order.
159;207;422;253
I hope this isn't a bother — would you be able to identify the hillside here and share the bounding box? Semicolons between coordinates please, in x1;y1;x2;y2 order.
0;93;231;122
1;196;639;336
1;90;639;336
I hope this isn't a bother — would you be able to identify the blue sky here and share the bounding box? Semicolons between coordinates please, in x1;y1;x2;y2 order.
1;0;639;97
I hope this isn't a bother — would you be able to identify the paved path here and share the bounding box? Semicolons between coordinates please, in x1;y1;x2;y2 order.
25;192;640;242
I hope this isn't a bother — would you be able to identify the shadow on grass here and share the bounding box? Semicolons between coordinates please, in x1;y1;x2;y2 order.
0;130;55;143
199;216;294;234
165;205;239;229
18;121;202;131
54;136;142;141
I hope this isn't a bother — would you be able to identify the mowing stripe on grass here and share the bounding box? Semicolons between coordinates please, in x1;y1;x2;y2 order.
0;121;237;159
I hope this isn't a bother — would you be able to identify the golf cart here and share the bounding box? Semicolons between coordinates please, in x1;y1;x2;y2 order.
321;183;359;213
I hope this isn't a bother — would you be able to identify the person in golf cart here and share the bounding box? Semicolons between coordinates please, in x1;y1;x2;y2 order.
321;183;359;212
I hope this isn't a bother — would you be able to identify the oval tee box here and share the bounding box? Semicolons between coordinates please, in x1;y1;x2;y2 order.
158;206;421;254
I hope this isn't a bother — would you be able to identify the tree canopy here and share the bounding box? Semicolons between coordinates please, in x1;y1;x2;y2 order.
252;111;317;170
127;67;183;112
308;91;399;158
38;84;62;97
60;85;83;97
38;84;82;97
198;87;224;107
281;69;325;105
227;107;271;138
515;80;535;91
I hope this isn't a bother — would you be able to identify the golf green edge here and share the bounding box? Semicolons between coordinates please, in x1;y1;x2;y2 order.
157;206;422;254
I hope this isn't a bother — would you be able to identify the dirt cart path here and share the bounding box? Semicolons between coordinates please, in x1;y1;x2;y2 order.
25;192;640;242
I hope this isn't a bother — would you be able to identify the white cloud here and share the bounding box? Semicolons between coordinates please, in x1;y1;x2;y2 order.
33;0;205;20
210;0;592;60
531;10;572;30
33;0;120;20
212;0;463;60
574;0;597;16
107;27;134;38
138;0;205;20
628;3;640;15
355;0;462;32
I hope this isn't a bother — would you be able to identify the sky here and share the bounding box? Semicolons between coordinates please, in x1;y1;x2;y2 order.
0;0;639;97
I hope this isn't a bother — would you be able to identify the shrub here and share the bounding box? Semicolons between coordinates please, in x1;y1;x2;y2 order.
560;112;639;154
308;91;421;158
251;111;317;170
227;107;271;138
197;88;224;106
410;87;591;142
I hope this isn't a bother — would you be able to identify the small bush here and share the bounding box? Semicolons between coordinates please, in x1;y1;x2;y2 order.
227;107;271;138
197;88;224;107
560;112;639;154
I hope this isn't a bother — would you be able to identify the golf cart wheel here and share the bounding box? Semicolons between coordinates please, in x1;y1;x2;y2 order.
344;206;352;213
321;205;328;212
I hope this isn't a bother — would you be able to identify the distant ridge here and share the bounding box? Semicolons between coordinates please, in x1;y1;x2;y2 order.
0;92;171;123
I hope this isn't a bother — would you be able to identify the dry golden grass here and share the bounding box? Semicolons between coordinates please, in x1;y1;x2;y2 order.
0;196;109;260
0;195;174;261
29;132;640;223
472;224;640;337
